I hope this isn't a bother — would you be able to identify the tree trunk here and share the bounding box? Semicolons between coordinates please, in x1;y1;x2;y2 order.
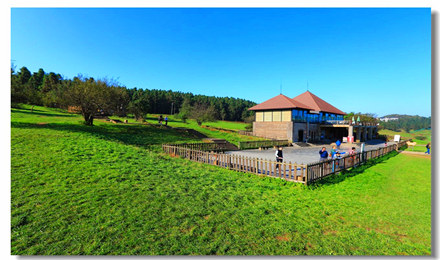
82;111;94;126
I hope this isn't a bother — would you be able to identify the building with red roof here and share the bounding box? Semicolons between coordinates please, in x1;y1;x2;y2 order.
249;91;376;142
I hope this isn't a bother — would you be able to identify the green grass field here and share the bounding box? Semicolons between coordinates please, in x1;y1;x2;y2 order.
11;106;431;255
379;129;431;153
109;113;265;146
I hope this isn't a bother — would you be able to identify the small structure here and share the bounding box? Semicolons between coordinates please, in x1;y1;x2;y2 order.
248;91;377;143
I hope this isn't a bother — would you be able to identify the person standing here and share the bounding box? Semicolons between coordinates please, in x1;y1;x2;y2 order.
425;143;431;155
165;116;168;126
319;147;328;162
329;145;337;159
335;151;343;169
275;146;283;169
349;147;357;167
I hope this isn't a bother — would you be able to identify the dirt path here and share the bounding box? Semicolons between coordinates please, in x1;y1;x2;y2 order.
400;151;431;159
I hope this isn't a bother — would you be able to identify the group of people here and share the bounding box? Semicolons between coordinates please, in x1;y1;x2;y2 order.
158;115;168;126
274;144;356;168
274;140;430;172
319;145;354;162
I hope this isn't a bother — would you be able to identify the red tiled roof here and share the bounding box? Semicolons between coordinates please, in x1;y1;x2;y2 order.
291;91;346;115
248;94;312;111
248;91;345;115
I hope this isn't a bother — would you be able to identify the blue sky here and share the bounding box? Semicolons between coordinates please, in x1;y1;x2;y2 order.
11;8;431;117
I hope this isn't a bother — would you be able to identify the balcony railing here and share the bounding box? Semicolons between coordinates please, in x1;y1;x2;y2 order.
292;118;378;126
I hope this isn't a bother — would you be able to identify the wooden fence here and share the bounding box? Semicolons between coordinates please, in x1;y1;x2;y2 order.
163;140;407;185
238;140;290;150
306;140;408;183
162;144;308;184
162;142;230;152
238;130;254;136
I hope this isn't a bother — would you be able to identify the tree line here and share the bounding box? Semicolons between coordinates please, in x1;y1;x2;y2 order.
379;114;431;133
11;66;256;125
343;111;431;132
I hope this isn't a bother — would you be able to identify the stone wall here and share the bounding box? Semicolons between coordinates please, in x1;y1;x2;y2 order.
253;121;293;141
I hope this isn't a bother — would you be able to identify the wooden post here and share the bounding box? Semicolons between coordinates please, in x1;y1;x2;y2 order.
262;160;266;175
282;162;286;179
256;158;260;175
293;163;297;180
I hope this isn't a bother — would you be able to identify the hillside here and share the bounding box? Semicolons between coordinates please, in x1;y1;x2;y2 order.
379;114;431;132
11;105;431;255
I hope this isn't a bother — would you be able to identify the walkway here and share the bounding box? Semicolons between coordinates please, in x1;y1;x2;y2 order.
226;140;392;165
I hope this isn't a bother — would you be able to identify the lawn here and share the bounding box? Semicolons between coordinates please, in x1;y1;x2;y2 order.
379;128;431;153
11;106;431;255
109;113;265;146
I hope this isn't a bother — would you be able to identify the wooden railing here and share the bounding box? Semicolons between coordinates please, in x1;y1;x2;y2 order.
162;144;308;184
163;140;407;185
162;142;229;152
238;130;254;136
238;140;290;150
305;140;407;183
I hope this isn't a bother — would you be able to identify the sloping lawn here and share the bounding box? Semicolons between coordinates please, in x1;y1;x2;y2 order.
11;106;431;255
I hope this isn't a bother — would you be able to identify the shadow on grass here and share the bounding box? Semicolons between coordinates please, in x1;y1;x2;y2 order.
307;151;400;188
11;121;201;149
12;109;77;118
144;115;185;124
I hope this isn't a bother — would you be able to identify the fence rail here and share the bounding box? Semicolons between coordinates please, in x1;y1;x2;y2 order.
238;140;290;150
238;130;254;136
162;140;407;185
305;140;407;183
162;144;308;184
162;142;230;152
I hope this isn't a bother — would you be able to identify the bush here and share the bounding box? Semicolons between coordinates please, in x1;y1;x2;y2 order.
415;135;427;141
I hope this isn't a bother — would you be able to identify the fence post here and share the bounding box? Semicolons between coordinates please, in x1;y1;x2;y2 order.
304;166;308;185
294;163;297;181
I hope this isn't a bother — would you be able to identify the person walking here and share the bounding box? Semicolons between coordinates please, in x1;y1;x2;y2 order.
165;116;168;126
275;146;283;169
319;147;328;162
159;115;163;125
425;143;431;155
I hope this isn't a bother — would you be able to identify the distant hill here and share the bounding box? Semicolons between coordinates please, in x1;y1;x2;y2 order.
379;114;431;132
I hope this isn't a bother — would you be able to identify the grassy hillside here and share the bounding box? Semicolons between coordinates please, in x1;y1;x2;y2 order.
379;129;431;152
11;106;431;255
108;113;264;146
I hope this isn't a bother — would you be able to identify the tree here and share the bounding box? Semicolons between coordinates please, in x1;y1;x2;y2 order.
64;77;112;126
189;103;216;126
176;97;192;123
17;66;32;85
41;72;61;93
29;68;45;91
128;90;149;121
110;86;130;117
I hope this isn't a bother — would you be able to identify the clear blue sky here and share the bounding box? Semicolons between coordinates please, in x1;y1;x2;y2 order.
11;8;431;117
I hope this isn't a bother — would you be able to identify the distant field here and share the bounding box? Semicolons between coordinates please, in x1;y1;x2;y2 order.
11;106;431;255
108;113;264;146
379;129;431;153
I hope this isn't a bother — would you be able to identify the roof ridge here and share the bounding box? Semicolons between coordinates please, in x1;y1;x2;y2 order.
302;91;320;110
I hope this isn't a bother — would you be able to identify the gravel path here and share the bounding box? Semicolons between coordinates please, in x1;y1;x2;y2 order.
226;140;394;165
